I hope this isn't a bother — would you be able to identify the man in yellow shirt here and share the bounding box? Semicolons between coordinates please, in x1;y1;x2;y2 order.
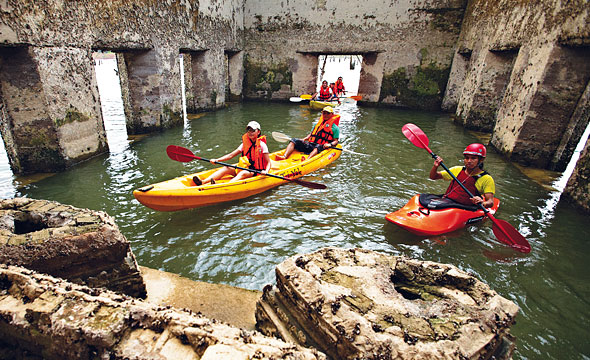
429;143;495;208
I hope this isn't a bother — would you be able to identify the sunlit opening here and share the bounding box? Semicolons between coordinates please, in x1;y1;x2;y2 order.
316;55;362;96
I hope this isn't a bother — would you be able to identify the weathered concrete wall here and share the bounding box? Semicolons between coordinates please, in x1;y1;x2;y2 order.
0;264;325;360
242;0;465;107
0;0;244;173
562;138;590;213
257;247;518;359
0;198;146;299
442;0;590;170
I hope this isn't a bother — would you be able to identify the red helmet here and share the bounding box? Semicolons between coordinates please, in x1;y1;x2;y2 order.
463;143;486;157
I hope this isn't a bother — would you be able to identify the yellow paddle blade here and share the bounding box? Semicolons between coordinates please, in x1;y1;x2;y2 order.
300;94;312;100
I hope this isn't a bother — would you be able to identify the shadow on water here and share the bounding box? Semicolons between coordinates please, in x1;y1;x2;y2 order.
3;99;590;359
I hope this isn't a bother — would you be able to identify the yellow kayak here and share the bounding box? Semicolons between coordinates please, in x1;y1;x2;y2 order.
133;146;342;211
309;100;340;110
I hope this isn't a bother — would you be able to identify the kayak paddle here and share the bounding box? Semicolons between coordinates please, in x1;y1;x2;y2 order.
166;145;327;190
401;123;531;254
271;131;368;156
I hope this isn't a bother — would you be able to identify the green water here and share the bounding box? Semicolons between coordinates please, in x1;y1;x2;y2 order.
6;102;590;359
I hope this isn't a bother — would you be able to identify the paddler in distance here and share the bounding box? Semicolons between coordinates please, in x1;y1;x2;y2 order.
311;80;336;101
429;143;495;208
275;106;340;161
193;121;271;186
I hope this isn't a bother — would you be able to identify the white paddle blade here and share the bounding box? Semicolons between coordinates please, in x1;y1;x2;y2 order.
289;97;303;102
272;131;292;143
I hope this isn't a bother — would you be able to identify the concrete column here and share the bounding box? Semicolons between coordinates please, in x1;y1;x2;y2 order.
0;46;107;174
292;53;319;96
120;48;183;134
226;50;243;101
358;52;385;103
186;48;226;111
456;49;517;132
491;43;590;168
562;137;590;213
441;49;471;113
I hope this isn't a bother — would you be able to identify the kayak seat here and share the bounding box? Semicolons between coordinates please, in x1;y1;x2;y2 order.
418;194;479;211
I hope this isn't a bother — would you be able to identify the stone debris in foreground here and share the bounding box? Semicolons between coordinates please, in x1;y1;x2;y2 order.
256;247;519;359
0;264;326;360
0;198;146;298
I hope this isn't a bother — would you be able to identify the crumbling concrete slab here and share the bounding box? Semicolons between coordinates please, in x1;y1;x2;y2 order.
0;264;325;360
0;198;146;298
256;247;518;359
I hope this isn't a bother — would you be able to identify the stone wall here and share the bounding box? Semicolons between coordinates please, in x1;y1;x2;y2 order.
0;264;324;360
442;0;590;171
242;0;466;107
0;198;146;299
0;0;244;173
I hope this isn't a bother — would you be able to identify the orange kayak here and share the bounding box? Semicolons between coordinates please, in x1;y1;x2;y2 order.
385;194;500;236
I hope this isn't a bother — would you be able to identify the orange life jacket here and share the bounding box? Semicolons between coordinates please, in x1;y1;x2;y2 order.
443;167;488;205
309;114;340;145
319;86;332;101
242;134;268;171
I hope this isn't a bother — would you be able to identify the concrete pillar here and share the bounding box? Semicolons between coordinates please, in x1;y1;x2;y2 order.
441;49;472;113
292;53;319;95
456;49;517;132
119;48;183;134
491;43;590;168
226;50;244;101
185;48;226;112
562;137;590;213
0;46;107;174
358;52;385;103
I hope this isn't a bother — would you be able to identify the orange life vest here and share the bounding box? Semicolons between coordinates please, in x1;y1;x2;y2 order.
242;134;268;171
319;86;332;101
309;114;340;145
443;167;488;205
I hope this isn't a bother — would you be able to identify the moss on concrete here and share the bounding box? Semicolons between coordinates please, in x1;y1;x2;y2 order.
55;108;90;127
380;63;451;110
243;58;292;99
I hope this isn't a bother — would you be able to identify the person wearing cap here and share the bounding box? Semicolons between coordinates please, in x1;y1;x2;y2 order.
275;106;340;161
429;143;495;207
193;121;271;186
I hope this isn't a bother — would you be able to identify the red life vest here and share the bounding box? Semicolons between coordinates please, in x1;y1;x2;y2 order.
309;114;340;145
319;86;332;101
242;134;268;171
443;167;488;205
335;80;345;94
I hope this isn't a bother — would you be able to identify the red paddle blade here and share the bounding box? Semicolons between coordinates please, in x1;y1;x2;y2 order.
490;217;531;253
166;145;197;163
402;123;429;149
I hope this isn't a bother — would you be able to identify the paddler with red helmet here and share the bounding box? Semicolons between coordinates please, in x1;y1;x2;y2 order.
429;143;495;208
193;121;271;186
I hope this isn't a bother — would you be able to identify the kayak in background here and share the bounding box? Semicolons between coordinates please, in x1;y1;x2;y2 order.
309;100;340;110
385;194;500;236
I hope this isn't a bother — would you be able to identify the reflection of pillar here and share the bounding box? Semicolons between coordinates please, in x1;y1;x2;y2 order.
358;52;385;103
492;43;590;169
120;49;183;135
562;137;590;213
292;53;318;95
456;50;517;132
0;46;107;174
